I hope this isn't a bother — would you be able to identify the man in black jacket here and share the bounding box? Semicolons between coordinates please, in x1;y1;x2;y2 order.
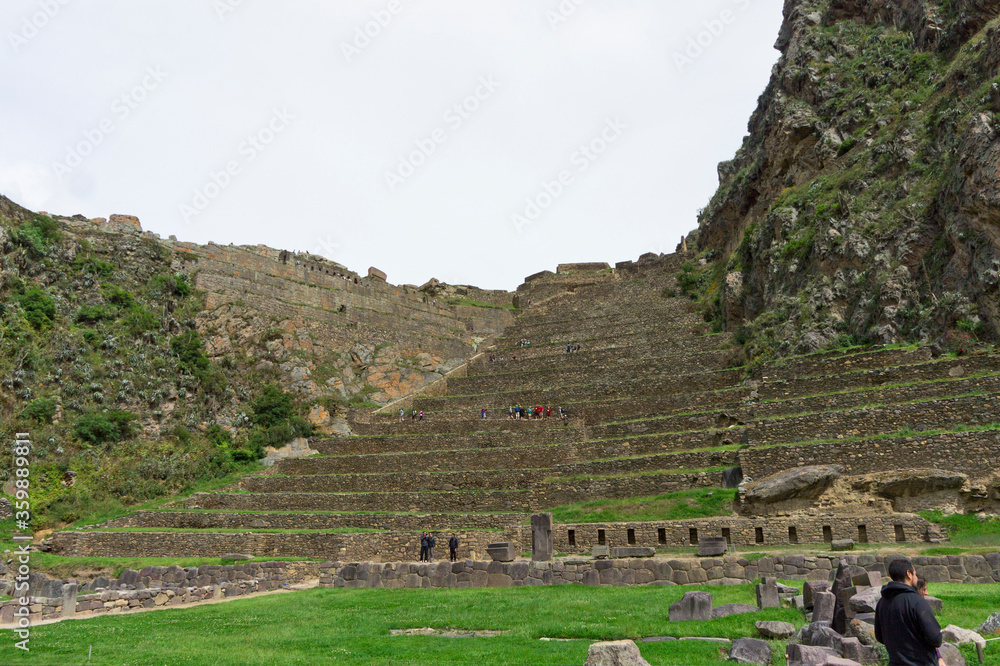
418;533;428;562
449;534;459;561
427;534;436;562
875;558;943;666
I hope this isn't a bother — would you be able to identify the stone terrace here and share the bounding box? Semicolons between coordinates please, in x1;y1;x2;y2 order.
49;254;1000;560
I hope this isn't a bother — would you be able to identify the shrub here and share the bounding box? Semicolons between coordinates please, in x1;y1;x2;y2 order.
251;384;294;428
73;255;115;277
122;306;160;335
102;284;135;309
17;286;57;331
171;331;210;377
24;398;57;424
172;425;192;445
73;410;136;445
75;304;113;324
147;274;191;300
12;216;61;257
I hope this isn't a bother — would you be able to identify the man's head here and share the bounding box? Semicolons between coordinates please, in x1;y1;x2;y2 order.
888;558;918;587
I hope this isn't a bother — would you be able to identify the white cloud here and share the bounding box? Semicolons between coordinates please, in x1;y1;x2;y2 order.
0;0;783;290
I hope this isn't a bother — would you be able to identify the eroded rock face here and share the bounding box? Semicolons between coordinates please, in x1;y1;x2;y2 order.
876;471;967;497
697;0;1000;353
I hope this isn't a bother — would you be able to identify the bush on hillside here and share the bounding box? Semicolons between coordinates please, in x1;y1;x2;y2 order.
72;410;136;445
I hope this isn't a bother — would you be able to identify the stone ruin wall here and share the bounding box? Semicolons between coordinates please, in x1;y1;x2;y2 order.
318;552;1000;590
0;561;319;625
53;514;941;562
741;430;1000;482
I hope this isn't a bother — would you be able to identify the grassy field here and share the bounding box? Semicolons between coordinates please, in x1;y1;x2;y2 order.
0;582;995;665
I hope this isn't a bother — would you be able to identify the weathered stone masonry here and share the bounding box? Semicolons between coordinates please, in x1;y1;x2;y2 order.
317;552;1000;590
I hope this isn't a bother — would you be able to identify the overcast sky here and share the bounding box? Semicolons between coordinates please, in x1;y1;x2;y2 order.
1;0;783;290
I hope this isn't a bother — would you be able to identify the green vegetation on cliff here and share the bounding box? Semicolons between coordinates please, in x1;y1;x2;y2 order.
693;0;1000;365
0;205;319;529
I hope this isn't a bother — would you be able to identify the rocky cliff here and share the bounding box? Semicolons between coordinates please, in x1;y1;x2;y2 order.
0;195;513;526
695;0;1000;359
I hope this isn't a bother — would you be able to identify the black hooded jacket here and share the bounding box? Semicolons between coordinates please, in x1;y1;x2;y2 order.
874;581;942;666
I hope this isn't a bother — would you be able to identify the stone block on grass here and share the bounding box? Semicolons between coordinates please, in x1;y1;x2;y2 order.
728;637;772;665
667;591;712;622
755;620;797;639
583;639;650;666
698;537;728;557
486;542;516;562
756;583;780;609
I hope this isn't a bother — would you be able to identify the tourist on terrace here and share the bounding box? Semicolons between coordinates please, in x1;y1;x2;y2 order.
399;409;404;422
480;408;487;420
419;533;429;562
426;533;436;562
449;534;458;562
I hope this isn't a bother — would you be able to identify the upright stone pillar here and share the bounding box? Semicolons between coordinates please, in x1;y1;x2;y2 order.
61;583;78;618
531;513;553;562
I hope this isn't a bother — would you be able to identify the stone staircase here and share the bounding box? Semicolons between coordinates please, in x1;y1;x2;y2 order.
47;254;1000;560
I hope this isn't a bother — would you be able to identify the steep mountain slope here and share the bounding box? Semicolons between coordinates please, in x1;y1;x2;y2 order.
694;0;1000;359
0;196;511;527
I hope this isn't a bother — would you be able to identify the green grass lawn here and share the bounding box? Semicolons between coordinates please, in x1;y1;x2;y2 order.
0;582;995;665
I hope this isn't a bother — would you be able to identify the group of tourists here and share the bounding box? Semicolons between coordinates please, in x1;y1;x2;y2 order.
419;533;459;562
488;353;517;363
506;405;566;421
399;409;425;422
517;339;531;347
565;343;582;353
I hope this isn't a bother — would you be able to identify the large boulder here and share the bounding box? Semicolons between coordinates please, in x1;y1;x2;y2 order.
847;619;876;646
729;637;773;665
785;643;839;666
938;643;967;666
584;640;651;666
848;588;881;614
942;625;985;663
978;612;1000;637
756;621;797;639
668;591;713;621
744;465;844;503
830;560;852;635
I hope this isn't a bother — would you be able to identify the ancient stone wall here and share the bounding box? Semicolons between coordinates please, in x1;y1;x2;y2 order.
527;514;935;554
741;430;1000;481
317;551;1000;590
47;530;497;562
0;561;318;624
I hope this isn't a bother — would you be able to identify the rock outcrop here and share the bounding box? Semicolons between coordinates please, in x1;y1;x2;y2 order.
695;0;1000;356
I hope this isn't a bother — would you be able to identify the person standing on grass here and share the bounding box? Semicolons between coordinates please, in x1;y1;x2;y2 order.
875;558;942;666
449;534;458;562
